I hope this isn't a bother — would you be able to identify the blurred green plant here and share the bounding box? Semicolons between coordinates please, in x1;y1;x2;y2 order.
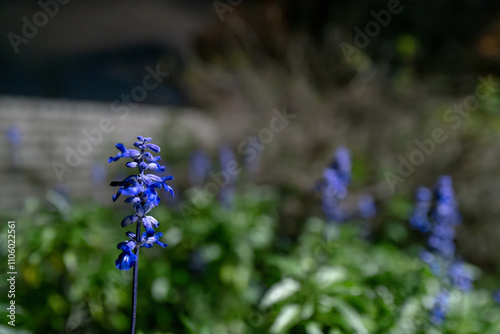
1;184;500;333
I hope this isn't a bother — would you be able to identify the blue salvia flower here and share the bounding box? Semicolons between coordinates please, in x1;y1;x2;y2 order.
218;146;237;208
428;176;461;260
427;223;456;259
109;136;174;270
419;250;442;276
331;146;351;185
447;260;473;292
358;194;376;219
409;186;432;232
92;163;107;184
433;176;461;226
411;176;462;262
431;289;449;325
319;147;377;225
320;147;352;222
189;149;212;187
493;290;500;305
5;124;22;165
411;176;473;325
5;124;22;147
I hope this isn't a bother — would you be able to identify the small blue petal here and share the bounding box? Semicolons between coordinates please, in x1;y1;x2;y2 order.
120;186;143;197
112;190;122;202
146;143;161;152
121;215;139;227
148;161;160;170
124;196;140;204
116;143;127;152
115;251;137;270
126;161;138;168
127;150;141;159
117;240;136;251
133;203;144;216
142;218;155;235
145;215;159;228
164;185;175;197
143;202;154;214
155;240;168;248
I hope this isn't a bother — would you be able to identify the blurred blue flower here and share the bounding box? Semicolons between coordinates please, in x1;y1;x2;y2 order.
419;250;441;275
433;175;461;226
189;149;212;186
427;227;456;259
109;136;174;270
410;186;432;232
218;146;238;208
493;290;500;304
331;146;351;185
5;124;22;147
358;194;376;219
92;163;107;184
448;261;473;291
320;147;352;223
427;176;461;260
431;289;449;325
411;176;462;260
411;176;474;326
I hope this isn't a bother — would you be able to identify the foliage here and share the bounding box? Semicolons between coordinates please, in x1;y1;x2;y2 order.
1;184;500;334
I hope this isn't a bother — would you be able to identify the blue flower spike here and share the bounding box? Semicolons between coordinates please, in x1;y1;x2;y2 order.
319;146;376;224
320;147;352;222
410;175;474;326
188;149;212;186
109;136;174;270
431;289;450;325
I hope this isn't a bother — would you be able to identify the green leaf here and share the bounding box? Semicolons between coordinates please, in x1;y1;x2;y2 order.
270;304;301;333
314;266;347;288
331;299;369;334
305;322;323;334
260;278;301;308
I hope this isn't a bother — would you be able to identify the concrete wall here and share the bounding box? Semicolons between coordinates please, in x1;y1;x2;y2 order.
0;96;216;210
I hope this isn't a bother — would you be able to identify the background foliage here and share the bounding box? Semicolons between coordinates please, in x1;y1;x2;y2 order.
2;178;500;333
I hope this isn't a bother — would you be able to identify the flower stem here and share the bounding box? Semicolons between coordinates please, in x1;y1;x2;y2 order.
130;220;141;334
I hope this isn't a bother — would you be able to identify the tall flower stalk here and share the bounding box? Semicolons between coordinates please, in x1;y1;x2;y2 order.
410;175;473;325
108;136;174;334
